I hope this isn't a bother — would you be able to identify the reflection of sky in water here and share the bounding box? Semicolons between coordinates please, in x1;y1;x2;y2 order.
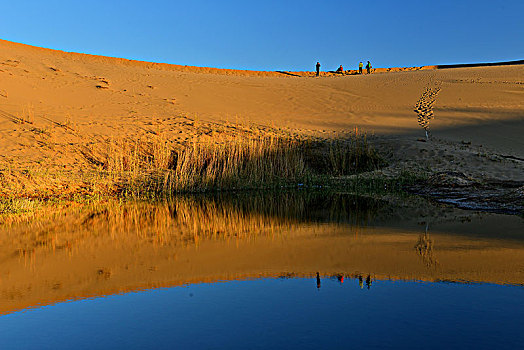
1;278;523;349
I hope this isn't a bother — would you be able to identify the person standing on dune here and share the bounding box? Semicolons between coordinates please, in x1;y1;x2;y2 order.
366;61;372;74
359;61;363;74
316;61;321;76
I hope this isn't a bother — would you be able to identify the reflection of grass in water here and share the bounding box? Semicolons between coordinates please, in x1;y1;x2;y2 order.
178;191;384;226
414;230;439;268
3;192;385;257
81;192;384;240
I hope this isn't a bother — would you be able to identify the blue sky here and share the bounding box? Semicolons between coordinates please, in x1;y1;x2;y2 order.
1;0;523;71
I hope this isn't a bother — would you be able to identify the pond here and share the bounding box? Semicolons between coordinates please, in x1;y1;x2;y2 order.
0;192;523;349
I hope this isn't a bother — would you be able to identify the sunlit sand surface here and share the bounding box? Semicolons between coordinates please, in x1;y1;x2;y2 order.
1;38;523;348
0;39;522;189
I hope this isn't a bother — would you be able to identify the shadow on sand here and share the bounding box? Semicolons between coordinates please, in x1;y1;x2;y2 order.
437;59;524;69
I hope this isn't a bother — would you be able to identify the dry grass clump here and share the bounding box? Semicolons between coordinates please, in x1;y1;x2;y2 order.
329;132;385;176
104;135;172;175
97;134;310;197
0;198;40;215
0;128;386;200
91;131;386;197
101;131;385;197
164;136;308;193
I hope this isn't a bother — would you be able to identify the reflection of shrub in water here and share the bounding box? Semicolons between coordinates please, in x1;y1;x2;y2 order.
414;229;439;268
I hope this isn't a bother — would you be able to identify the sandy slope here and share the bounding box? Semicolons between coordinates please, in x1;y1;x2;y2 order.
0;39;523;188
0;40;523;315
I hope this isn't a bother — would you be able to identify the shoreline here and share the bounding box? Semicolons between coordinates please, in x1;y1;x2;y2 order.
1;127;523;217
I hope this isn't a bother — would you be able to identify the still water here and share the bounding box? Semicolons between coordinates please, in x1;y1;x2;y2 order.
0;192;523;349
1;278;523;349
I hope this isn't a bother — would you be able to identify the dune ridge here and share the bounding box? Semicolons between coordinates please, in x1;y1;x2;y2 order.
4;39;522;77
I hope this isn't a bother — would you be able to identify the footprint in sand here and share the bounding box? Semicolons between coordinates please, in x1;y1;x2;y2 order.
94;77;110;89
0;59;20;67
414;82;441;139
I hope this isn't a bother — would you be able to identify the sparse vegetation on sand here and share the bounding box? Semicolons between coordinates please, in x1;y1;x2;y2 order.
97;130;389;198
0;129;397;202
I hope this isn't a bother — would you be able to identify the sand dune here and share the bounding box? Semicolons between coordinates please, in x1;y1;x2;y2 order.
0;39;523;315
0;39;523;194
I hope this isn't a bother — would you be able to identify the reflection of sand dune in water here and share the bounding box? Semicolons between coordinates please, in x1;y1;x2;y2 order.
1;194;523;315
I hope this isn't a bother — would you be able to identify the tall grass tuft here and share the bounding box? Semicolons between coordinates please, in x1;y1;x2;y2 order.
329;131;384;176
1;130;386;200
164;136;309;193
97;131;386;197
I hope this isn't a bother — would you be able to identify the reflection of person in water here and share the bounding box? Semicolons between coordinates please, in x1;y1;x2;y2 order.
316;272;321;289
366;275;372;289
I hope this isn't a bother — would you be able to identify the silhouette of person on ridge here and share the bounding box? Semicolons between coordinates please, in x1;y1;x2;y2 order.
316;61;321;77
359;61;363;74
336;65;344;74
316;272;321;289
366;61;372;74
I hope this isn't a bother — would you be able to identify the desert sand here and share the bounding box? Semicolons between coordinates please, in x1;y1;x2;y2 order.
0;39;523;187
0;39;523;315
